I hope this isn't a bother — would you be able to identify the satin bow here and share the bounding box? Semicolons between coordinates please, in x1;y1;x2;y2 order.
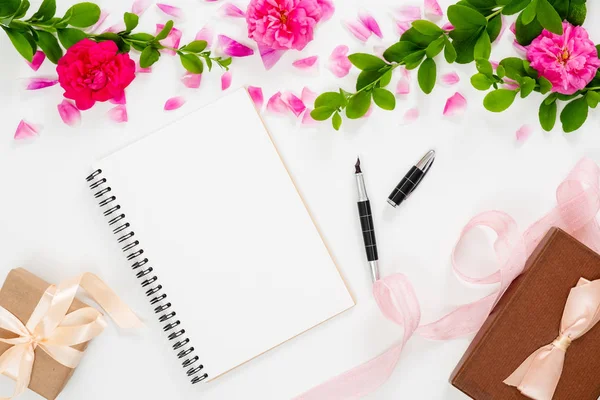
0;272;142;399
504;278;600;400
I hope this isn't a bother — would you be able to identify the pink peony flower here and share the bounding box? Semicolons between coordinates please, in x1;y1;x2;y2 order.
57;39;136;110
527;22;600;95
246;0;334;51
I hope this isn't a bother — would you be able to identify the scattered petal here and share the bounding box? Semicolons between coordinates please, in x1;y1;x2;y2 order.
221;71;232;90
302;109;317;125
442;22;454;31
219;3;245;18
443;92;467;117
301;87;317;105
440;72;460;86
396;77;410;95
424;0;443;19
510;21;516;34
495;15;507;42
395;21;412;35
516;124;533;143
248;86;264;108
293;55;319;69
164;96;185;111
328;45;351;78
344;20;371;42
25;77;58;90
396;6;421;21
181;73;202;88
267;92;288;114
157;3;183;18
282;92;306;117
258;43;285;70
132;0;152;15
359;12;383;38
155;24;182;55
104;22;125;34
503;79;520;90
136;64;153;73
87;9;109;32
363;105;373;119
196;26;215;48
402;108;419;124
373;45;387;58
109;91;127;105
14;120;40;140
108;105;128;123
490;60;500;69
57;100;81;127
217;35;255;57
26;51;45;71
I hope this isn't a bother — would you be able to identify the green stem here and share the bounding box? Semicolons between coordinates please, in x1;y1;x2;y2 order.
352;63;402;98
486;7;504;20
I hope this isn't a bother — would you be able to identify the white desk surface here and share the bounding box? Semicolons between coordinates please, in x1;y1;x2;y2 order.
1;0;600;399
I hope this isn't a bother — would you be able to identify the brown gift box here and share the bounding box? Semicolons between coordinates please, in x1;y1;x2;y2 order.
0;268;91;400
451;228;600;399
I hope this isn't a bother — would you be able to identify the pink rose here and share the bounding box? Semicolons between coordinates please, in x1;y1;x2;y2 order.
246;0;334;51
527;22;600;95
57;39;136;110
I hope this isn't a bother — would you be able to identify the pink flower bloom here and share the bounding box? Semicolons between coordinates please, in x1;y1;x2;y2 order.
328;45;351;78
246;0;334;51
57;39;135;111
57;100;81;127
527;22;600;95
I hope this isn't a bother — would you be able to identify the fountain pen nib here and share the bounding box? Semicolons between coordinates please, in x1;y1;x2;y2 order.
416;150;435;173
355;157;362;174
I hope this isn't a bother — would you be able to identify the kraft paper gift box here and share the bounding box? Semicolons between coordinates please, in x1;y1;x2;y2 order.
451;228;600;399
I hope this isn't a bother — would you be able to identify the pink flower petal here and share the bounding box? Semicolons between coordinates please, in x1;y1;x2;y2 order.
373;45;387;58
363;105;373;119
14;120;40;140
221;71;232;91
57;100;81;127
396;21;412;35
25;77;58;90
87;9;109;32
442;22;454;31
302;109;317;125
503;78;520;90
282;92;306;117
195;26;214;48
164;96;185;111
103;22;125;34
301;87;317;105
510;21;516;34
248;86;264;108
344;20;371;42
267;92;288;114
396;77;410;95
402;108;419;124
359;12;383;38
136;64;153;73
490;60;500;69
107;105;128;123
181;73;202;88
109;91;127;105
292;55;319;69
157;3;183;18
217;35;255;57
219;3;245;18
258;43;285;70
328;45;351;78
495;15;507;42
26;51;45;71
443;92;467;117
155;24;182;55
132;0;152;15
440;72;460;86
318;0;335;21
397;6;421;21
424;0;443;19
516;124;533;142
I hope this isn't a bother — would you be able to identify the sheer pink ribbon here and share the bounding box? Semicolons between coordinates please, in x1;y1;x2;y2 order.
504;277;600;400
0;273;142;399
295;157;600;400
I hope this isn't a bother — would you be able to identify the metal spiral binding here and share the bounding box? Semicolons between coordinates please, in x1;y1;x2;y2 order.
86;169;208;385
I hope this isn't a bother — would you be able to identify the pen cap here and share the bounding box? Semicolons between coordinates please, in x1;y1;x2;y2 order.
387;166;424;207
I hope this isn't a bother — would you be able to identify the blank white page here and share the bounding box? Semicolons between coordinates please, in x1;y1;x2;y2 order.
93;89;354;381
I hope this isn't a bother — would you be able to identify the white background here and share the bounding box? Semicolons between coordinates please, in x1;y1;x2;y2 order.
1;0;600;399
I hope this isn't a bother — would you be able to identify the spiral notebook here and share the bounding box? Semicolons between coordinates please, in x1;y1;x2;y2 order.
86;89;354;385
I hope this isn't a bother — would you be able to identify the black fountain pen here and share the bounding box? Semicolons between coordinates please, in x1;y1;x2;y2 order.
387;150;435;208
355;158;380;282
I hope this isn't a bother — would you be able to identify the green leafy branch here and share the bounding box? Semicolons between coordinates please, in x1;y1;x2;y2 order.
0;0;231;74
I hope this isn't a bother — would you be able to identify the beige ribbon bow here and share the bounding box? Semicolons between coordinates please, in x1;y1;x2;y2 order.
504;278;600;400
0;273;142;399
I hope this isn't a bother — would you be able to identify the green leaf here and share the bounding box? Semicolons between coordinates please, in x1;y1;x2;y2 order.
124;12;139;31
400;27;441;48
181;40;207;53
379;70;393;87
515;12;543;45
372;88;396;110
538;77;552;94
35;30;63;63
155;20;173;40
332;112;342;131
539;100;557;131
179;53;203;74
483;89;518;112
128;32;155;41
14;0;30;19
476;59;493;77
205;57;213;71
567;2;586;25
451;30;482;64
464;0;497;9
412;20;443;36
404;49;426;70
63;2;101;28
499;57;527;79
522;60;538;78
311;107;336;121
315;92;344;108
496;65;506;78
348;53;387;71
2;27;34;61
586;91;600;109
447;5;487;30
417;58;437;94
444;39;457;63
346;91;372;119
519;76;536;98
560;97;588;133
56;28;86;49
544;92;557;105
551;0;569;19
31;0;56;21
503;0;531;15
356;69;385;91
219;57;232;69
536;0;563;34
471;73;493;90
425;36;445;58
383;41;420;63
0;0;21;18
521;0;538;24
486;14;503;42
474;30;491;59
140;46;160;68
